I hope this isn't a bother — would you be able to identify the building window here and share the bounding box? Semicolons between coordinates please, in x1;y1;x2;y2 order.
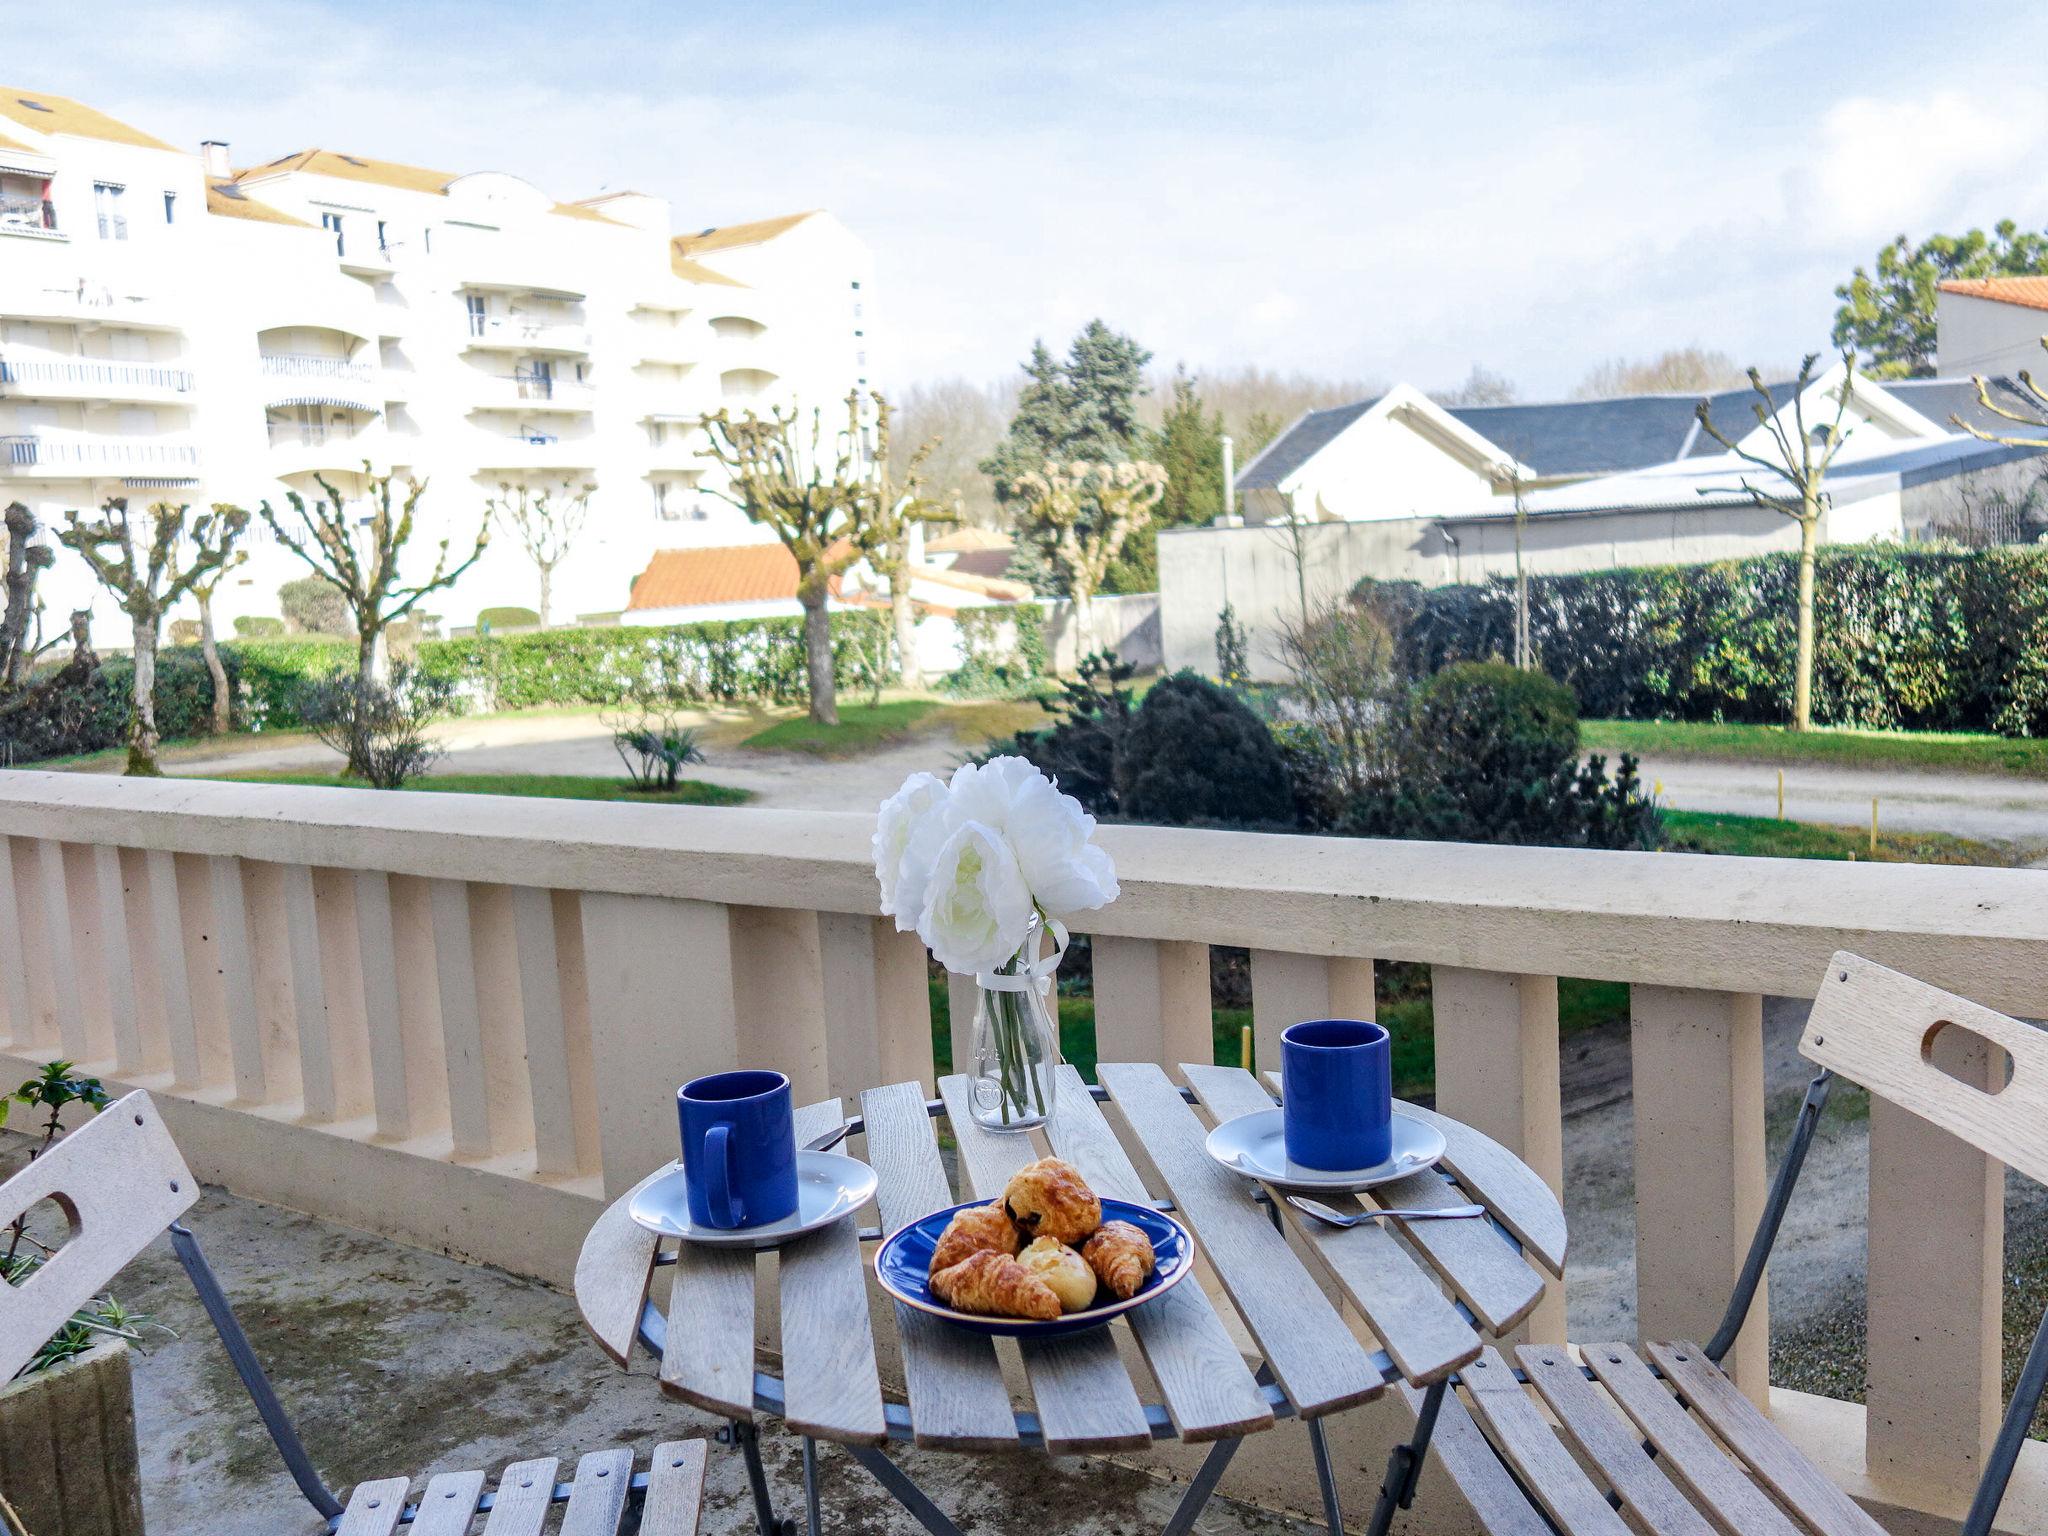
321;211;344;257
93;182;126;241
376;218;388;254
466;294;487;337
850;280;860;290
162;191;175;224
857;351;867;366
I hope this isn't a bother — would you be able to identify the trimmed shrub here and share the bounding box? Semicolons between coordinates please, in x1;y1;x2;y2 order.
477;606;540;630
233;615;286;638
1115;672;1295;827
221;637;354;730
1372;543;2048;737
279;575;350;636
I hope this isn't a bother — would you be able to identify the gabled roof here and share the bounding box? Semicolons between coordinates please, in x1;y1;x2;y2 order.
0;130;36;154
1452;394;1716;474
205;179;312;228
1235;398;1381;491
925;526;1013;553
670;249;750;287
240;148;623;224
0;88;174;151
628;543;803;610
673;211;820;257
1884;376;2039;440
1938;276;2048;314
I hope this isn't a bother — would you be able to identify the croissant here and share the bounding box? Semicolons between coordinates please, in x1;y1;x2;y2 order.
1017;1236;1099;1313
928;1201;1019;1277
1002;1157;1101;1246
930;1249;1062;1320
1082;1220;1156;1300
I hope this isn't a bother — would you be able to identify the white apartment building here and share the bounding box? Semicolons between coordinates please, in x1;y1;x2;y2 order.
0;87;873;643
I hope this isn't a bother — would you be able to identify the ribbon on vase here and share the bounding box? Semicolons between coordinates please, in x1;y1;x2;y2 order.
974;917;1070;1000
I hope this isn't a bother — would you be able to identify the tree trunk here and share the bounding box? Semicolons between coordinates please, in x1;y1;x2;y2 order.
197;589;230;734
1071;588;1098;667
890;564;921;691
126;619;161;776
801;586;838;725
347;627;380;776
537;563;553;630
1792;515;1818;732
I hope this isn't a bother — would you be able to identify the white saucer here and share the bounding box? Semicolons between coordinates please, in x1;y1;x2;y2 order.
628;1151;878;1248
1205;1107;1446;1192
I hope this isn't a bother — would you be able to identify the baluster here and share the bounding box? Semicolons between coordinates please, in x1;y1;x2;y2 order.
1091;936;1211;1080
1431;966;1565;1343
0;838;31;1048
384;874;450;1142
729;904;828;1103
1629;985;1768;1400
580;892;739;1199
510;884;583;1178
466;883;538;1161
207;855;268;1105
90;845;142;1074
36;840;85;1060
816;912;933;1099
61;842;113;1066
243;861;301;1103
1865;1026;2004;1494
1248;950;1375;1073
946;970;977;1079
282;864;337;1119
428;878;495;1160
354;870;412;1140
113;847;170;1078
145;849;203;1088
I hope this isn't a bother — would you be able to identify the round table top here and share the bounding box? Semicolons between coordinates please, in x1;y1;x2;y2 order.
573;1061;1566;1454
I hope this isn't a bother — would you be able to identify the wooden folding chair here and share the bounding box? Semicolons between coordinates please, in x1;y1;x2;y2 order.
0;1090;710;1535
1372;951;2048;1536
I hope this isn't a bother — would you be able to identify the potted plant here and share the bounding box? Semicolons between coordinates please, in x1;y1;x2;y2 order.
0;1063;166;1536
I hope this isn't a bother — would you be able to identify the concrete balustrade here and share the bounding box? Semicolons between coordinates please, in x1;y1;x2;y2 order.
1;769;2044;1530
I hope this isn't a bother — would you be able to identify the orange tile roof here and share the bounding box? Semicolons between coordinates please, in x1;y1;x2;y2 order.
205;180;312;228
0;130;39;155
628;543;801;610
670;249;750;287
1938;276;2048;314
0;88;174;151
673;211;819;257
925;525;1013;553
240;149;623;224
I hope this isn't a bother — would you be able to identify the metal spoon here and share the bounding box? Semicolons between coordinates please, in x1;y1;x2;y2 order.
1286;1195;1486;1228
804;1121;852;1154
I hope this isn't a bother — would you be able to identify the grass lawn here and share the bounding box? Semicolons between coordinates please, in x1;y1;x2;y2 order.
741;695;1049;757
211;770;752;806
1663;809;2021;865
1584;718;2048;778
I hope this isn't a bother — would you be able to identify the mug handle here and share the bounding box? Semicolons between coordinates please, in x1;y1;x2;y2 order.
704;1123;742;1228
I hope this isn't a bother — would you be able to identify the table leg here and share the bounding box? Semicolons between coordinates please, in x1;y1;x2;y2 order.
1159;1435;1243;1536
728;1419;792;1536
846;1445;968;1536
802;1436;822;1536
1308;1417;1345;1535
1365;1377;1448;1536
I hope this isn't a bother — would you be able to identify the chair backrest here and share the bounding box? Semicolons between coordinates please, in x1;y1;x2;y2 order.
1804;951;2048;1188
0;1090;198;1381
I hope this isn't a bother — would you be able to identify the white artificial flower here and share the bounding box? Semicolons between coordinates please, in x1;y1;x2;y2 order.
948;756;1119;915
916;820;1034;975
872;770;952;931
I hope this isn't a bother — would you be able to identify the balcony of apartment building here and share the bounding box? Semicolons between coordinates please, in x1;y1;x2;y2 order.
4;275;179;332
0;430;199;479
718;366;782;408
642;414;703;473
648;468;708;523
459;285;591;357
2;773;2045;1536
469;358;595;417
257;327;379;416
632;314;702;367
472;418;598;475
0;353;194;405
264;402;384;480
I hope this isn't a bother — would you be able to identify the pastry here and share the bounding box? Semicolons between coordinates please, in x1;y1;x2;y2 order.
928;1201;1019;1277
1017;1236;1098;1313
930;1249;1062;1321
1002;1157;1101;1246
1082;1220;1155;1300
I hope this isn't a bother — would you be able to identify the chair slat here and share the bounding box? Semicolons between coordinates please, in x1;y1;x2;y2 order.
334;1477;412;1536
408;1469;487;1536
1097;1061;1381;1418
479;1457;559;1536
778;1097;887;1445
1184;1064;1482;1385
0;1091;198;1383
1043;1064;1274;1442
858;1079;1018;1451
573;1165;665;1367
1398;1380;1553;1536
1646;1342;1888;1536
1580;1344;1801;1536
559;1447;635;1536
1459;1348;1634;1536
639;1440;709;1536
1516;1347;1718;1536
937;1074;1154;1454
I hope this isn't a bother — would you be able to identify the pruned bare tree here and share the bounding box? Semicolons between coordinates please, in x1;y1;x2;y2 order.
259;467;488;700
1006;459;1166;654
187;532;248;734
1693;352;1858;732
487;478;593;629
852;391;952;690
1;503;59;687
56;499;249;774
699;403;867;723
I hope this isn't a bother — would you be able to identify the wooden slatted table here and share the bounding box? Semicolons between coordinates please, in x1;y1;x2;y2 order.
572;1066;1566;1536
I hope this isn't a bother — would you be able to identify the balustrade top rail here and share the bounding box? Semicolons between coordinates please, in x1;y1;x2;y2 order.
0;357;193;392
2;771;2041;1009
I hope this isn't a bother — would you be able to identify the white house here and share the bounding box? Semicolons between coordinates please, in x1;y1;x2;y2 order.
1935;276;2048;381
0;87;873;646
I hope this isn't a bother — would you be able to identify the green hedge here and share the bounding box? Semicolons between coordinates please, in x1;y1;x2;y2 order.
413;610;895;711
1379;544;2048;736
221;637;354;729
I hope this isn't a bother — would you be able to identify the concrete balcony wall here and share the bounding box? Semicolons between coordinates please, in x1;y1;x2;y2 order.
0;771;2042;1534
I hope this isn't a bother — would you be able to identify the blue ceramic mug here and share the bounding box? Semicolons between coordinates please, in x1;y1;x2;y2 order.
1281;1019;1393;1171
677;1069;798;1230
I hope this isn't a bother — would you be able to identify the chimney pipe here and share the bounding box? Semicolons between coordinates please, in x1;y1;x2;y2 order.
200;140;230;180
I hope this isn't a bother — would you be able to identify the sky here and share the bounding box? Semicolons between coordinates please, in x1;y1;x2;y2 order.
33;0;2048;401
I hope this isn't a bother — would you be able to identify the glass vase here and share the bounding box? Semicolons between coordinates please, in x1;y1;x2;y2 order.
967;917;1062;1132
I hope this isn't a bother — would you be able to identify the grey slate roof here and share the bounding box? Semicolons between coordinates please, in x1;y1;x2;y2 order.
1234;398;1380;491
1885;376;2039;441
1450;395;1717;475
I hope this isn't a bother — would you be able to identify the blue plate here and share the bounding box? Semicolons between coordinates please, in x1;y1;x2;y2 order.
873;1197;1194;1338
